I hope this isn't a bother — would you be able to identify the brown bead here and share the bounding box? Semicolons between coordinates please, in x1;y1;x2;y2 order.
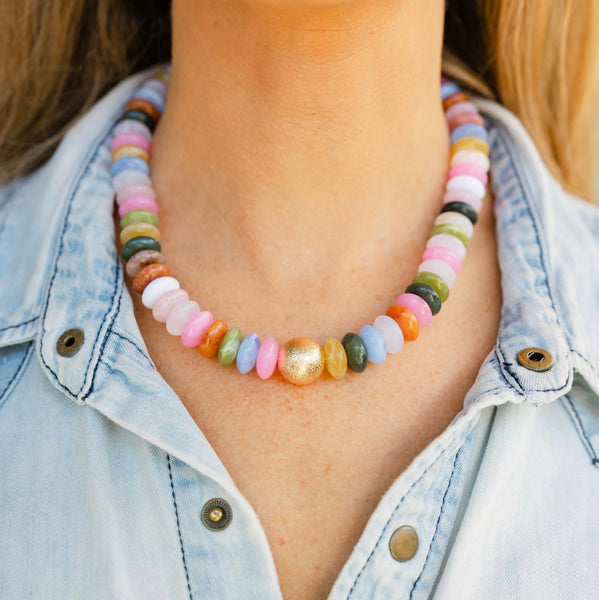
132;263;171;294
126;98;160;123
442;91;470;111
199;320;228;358
386;305;420;342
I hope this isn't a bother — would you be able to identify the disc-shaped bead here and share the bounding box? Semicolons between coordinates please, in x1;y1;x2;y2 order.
119;109;156;132
126;249;166;278
121;236;161;261
440;202;478;225
405;283;442;315
111;145;150;164
236;333;260;374
117;183;156;204
120;209;160;230
429;224;469;248
386;304;420;340
450;137;490;157
324;338;347;380
418;259;457;289
434;212;474;239
113;119;152;141
373;315;404;354
446;174;486;200
112;170;152;194
118;197;159;218
426;233;466;260
199;320;229;358
359;325;387;365
413;272;449;303
278;337;325;385
152;289;189;323
218;327;243;366
181;311;214;347
166;300;200;336
256;338;279;380
120;222;160;245
442;189;483;213
342;333;368;373
126;98;160;123
422;246;462;274
141;276;180;309
132;263;171;294
110;156;150;178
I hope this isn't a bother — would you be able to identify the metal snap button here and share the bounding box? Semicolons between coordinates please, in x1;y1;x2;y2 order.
517;347;554;372
389;525;419;562
56;328;85;357
201;498;232;531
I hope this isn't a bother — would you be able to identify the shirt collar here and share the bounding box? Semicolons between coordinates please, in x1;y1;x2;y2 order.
1;77;598;420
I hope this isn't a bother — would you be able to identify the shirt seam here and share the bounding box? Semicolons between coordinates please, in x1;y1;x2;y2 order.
0;316;39;335
167;453;194;600
560;395;599;468
0;342;34;409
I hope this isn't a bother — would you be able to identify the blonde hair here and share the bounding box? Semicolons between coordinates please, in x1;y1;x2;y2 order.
1;0;598;201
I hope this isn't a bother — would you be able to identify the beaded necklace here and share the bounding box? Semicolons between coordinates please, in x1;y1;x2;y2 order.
111;69;490;385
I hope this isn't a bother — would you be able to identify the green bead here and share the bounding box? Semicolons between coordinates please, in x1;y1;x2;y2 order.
341;333;368;373
405;282;442;315
413;272;449;302
119;109;156;132
120;209;159;230
218;327;243;366
121;236;161;261
430;223;469;248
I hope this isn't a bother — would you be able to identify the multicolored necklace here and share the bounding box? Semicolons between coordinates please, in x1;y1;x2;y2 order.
111;69;490;385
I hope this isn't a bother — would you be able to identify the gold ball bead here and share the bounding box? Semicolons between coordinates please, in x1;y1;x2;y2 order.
278;337;325;385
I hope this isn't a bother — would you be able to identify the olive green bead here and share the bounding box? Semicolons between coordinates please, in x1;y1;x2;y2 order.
413;272;449;302
341;333;368;373
429;224;469;248
218;327;243;366
120;209;159;230
121;236;161;261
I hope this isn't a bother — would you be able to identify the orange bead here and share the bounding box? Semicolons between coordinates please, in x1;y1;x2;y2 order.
126;98;160;123
442;91;470;111
450;136;490;157
199;320;228;358
132;263;170;294
386;305;420;342
111;145;150;163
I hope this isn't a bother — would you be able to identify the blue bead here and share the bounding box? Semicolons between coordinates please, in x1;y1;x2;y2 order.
236;333;260;374
110;156;150;178
450;124;488;145
441;81;461;101
359;325;387;365
132;87;165;113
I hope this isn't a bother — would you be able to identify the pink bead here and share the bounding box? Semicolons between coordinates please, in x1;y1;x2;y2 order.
395;293;433;328
142;79;168;99
166;300;200;336
422;246;462;273
426;233;467;260
256;337;279;380
118;196;159;217
418;259;457;288
116;184;156;205
448;163;488;185
446;174;486;199
442;189;483;213
450;150;490;171
152;289;189;323
448;113;484;130
445;101;479;123
110;132;152;155
181;311;214;347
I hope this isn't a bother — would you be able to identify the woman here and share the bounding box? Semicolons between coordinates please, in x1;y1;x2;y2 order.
1;1;598;598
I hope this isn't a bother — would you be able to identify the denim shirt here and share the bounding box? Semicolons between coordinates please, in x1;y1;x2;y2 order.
1;71;599;600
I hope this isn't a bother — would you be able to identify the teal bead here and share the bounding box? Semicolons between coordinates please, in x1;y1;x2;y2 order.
119;209;159;229
342;333;368;373
121;236;161;261
413;272;449;302
405;282;442;315
218;327;243;366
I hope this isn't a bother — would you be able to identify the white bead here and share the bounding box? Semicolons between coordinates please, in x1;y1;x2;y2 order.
427;234;467;260
373;315;404;354
141;276;180;309
112;169;152;193
434;212;474;238
446;174;486;199
418;259;457;288
450;150;490;171
166;301;200;336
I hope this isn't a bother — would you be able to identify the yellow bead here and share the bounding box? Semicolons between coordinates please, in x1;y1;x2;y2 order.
450;136;490;157
120;222;161;245
111;145;150;163
324;338;347;380
278;337;325;385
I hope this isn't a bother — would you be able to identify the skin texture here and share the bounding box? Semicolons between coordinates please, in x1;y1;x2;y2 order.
121;1;503;598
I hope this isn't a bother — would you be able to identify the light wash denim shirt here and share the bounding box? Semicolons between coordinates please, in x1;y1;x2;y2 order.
1;71;599;600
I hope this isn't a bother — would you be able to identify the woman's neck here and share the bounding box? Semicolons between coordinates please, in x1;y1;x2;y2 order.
154;0;447;280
